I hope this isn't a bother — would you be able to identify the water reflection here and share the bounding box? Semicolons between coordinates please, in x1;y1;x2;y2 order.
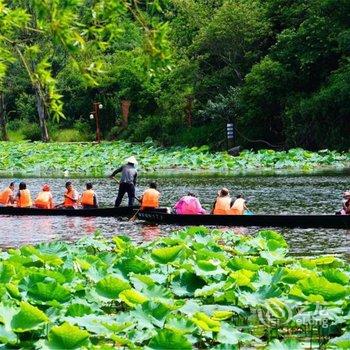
0;175;348;257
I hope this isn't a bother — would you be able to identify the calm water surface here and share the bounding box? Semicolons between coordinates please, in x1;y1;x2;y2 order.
0;175;348;257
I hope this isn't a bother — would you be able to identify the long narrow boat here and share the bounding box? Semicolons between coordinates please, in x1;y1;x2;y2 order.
137;211;350;229
0;206;140;217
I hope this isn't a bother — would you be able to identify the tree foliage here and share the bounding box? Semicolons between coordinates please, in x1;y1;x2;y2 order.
0;0;349;150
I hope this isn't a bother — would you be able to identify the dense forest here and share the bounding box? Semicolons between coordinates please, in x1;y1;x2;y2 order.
0;0;349;150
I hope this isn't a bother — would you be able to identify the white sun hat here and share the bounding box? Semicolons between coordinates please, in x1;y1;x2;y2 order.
126;156;138;165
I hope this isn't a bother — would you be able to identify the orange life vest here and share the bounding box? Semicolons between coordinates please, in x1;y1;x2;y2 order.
34;191;53;209
17;189;32;208
228;198;245;215
141;188;160;209
0;187;13;205
64;189;78;207
80;190;95;206
213;196;231;215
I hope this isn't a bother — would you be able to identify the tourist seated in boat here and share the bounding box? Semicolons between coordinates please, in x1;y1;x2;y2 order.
15;182;32;208
34;184;54;209
174;192;206;215
229;194;248;215
140;182;160;211
212;187;232;215
80;183;98;209
63;181;79;209
340;191;350;215
0;182;15;206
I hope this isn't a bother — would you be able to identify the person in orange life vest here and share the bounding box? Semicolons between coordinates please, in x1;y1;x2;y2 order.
63;181;79;208
212;188;232;215
80;183;98;209
34;184;54;209
174;192;206;215
140;182;160;210
0;182;15;206
229;194;248;215
15;182;32;208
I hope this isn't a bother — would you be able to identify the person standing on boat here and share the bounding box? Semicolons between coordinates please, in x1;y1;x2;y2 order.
212;188;232;215
174;192;206;215
0;182;15;206
109;156;138;207
63;181;79;209
140;182;160;210
34;184;54;209
15;182;32;208
80;183;98;209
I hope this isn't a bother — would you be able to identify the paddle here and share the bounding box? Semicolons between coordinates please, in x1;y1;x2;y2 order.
129;208;140;222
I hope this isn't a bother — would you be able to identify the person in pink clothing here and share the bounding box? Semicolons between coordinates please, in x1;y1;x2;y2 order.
174;192;206;215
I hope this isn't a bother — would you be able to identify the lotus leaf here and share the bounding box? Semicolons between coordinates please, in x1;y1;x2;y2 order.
66;303;93;317
119;289;148;307
230;269;255;287
267;339;303;350
327;332;350;349
151;245;183;264
48;322;90;349
322;268;350;285
297;276;347;301
95;275;130;299
147;329;192;349
192;312;221;332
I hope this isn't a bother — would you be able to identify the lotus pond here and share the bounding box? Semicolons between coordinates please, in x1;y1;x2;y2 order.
0;141;349;177
0;227;348;349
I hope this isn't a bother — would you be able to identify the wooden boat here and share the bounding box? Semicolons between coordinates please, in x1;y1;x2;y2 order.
137;211;350;229
0;206;141;217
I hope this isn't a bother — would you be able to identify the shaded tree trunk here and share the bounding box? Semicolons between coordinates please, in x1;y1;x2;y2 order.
35;85;49;142
0;93;8;141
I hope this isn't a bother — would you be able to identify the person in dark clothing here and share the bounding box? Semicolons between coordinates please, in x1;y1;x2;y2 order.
109;156;138;207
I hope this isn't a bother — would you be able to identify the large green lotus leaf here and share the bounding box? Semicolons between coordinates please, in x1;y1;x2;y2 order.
267;339;303;350
194;260;226;276
227;257;260;271
282;268;314;284
132;301;171;328
192;312;221;332
327;332;350;349
257;230;288;250
260;249;287;266
119;289;148;307
151;245;183;264
217;322;260;345
116;257;153;275
0;305;17;344
165;315;197;334
95;276;130;299
6;283;21;300
11;301;49;332
0;263;15;283
66;304;93;317
142;285;173;304
322;268;349;285
48;322;90;349
28;281;71;303
147;329;192;349
130;273;155;291
297;276;347;301
194;281;225;298
230;269;255;287
171;272;206;297
300;256;336;269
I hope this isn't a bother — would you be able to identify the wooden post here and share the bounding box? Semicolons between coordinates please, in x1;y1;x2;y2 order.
121;100;131;128
0;93;8;141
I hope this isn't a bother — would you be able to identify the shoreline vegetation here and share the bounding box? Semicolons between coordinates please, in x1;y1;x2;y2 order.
0;227;348;349
0;141;349;178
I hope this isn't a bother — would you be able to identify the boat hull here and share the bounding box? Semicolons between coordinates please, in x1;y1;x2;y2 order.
137;212;350;229
0;206;140;217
